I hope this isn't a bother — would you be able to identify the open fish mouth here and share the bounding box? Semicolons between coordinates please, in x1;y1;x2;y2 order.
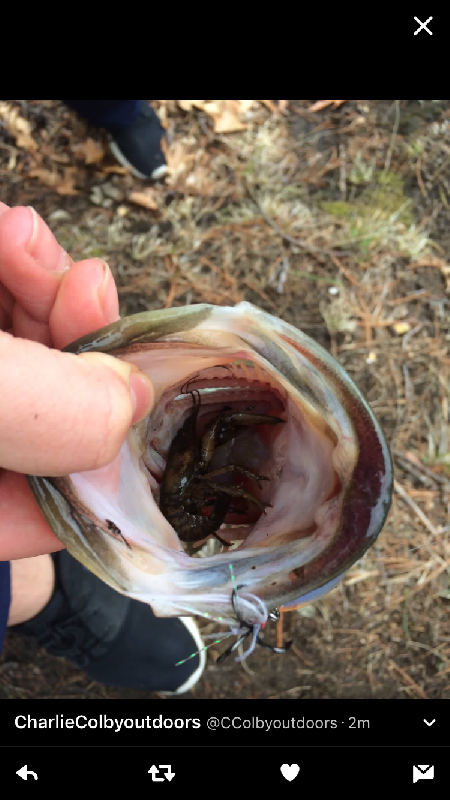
28;302;393;627
144;360;295;541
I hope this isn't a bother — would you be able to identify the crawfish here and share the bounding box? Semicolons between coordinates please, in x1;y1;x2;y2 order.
159;391;284;544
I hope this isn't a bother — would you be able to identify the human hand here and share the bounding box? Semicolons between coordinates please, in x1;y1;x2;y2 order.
0;203;154;560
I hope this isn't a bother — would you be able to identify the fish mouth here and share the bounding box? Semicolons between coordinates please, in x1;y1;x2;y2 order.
28;302;392;620
151;363;289;546
132;353;340;554
67;344;341;562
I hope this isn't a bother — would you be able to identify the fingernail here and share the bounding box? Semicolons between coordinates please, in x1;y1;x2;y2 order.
95;259;119;321
26;207;39;253
129;373;154;424
26;206;72;272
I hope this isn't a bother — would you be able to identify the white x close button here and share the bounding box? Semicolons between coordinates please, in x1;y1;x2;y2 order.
414;16;433;35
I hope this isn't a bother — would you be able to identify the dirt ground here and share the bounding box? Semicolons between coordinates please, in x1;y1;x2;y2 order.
0;100;449;700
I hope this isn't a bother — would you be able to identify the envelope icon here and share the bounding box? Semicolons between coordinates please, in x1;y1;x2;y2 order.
413;765;434;783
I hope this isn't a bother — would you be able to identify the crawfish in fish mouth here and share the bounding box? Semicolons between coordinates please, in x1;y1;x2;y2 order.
159;391;284;545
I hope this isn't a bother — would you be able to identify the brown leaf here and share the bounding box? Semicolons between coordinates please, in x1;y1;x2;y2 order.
100;165;129;175
177;100;206;112
164;138;218;195
260;100;280;114
72;137;105;165
55;167;80;196
171;165;217;197
204;101;248;133
309;100;347;112
128;188;158;210
29;168;59;187
177;100;257;131
49;153;70;164
165;140;196;178
29;166;80;195
0;102;38;151
160;135;169;160
236;100;256;114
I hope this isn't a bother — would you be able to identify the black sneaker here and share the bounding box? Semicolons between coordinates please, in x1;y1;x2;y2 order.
12;550;205;693
107;101;168;180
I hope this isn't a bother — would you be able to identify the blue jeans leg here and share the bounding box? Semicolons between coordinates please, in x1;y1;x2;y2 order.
63;100;142;129
0;561;11;654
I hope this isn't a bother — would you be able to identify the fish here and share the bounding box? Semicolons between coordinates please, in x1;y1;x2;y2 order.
27;301;392;635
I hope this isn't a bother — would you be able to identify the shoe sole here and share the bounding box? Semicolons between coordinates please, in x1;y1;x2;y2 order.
159;616;207;695
108;136;169;181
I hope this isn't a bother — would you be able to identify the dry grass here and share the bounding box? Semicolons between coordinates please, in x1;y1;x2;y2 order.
0;99;449;699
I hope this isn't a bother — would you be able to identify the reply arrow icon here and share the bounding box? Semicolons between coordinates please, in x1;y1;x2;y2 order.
16;765;38;781
424;719;436;726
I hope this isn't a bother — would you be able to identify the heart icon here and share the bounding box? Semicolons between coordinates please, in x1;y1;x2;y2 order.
280;764;300;782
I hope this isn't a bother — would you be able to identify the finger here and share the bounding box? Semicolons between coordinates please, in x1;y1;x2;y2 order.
0;204;14;329
0;333;154;475
0;206;71;324
0;283;14;330
12;304;52;345
50;258;120;349
0;471;63;560
12;258;119;347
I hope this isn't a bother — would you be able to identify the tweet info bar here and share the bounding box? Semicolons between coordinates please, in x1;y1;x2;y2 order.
1;703;443;748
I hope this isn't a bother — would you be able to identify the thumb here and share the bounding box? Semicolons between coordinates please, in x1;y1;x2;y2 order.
0;333;154;475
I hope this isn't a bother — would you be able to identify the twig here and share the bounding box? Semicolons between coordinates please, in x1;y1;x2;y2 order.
268;256;290;294
245;181;351;257
438;178;450;210
276;610;284;649
381;563;449;613
243;279;277;309
394;479;441;537
383;100;400;175
416;159;427;197
291;644;314;668
339;142;346;199
163;255;178;308
372;281;391;319
330;255;361;287
406;640;450;666
393;450;449;486
388;660;428;699
388;291;429;306
431;154;450;183
259;100;281;115
394;453;434;487
164;279;178;308
268;686;311;699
